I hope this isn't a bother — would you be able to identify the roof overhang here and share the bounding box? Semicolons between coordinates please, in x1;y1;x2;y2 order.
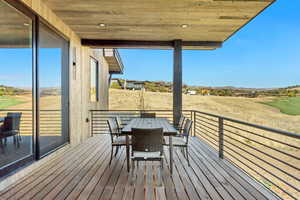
43;0;275;50
82;40;222;50
103;49;124;74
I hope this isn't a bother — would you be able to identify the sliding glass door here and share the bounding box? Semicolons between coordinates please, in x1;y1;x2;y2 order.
38;22;69;157
0;0;69;176
0;0;34;175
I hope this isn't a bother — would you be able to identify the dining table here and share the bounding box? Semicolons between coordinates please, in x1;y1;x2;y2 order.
121;117;178;175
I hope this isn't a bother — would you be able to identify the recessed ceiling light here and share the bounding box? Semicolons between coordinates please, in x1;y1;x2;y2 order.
181;24;188;28
98;23;106;27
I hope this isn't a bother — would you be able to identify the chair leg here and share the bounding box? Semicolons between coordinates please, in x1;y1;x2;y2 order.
115;146;119;156
109;146;114;165
186;147;190;166
0;139;5;154
157;160;163;186
131;159;135;185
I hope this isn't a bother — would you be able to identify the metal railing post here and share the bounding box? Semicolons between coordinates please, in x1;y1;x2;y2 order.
91;111;93;137
218;117;224;159
193;111;196;137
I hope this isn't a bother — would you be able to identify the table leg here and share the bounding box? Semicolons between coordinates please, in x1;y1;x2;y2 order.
126;134;130;172
169;135;173;175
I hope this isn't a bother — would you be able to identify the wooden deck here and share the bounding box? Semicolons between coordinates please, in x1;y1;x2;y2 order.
0;135;278;200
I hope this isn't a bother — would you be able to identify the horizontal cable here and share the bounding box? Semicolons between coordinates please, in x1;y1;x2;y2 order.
224;127;299;161
224;148;298;200
224;123;300;150
224;141;300;191
224;134;300;181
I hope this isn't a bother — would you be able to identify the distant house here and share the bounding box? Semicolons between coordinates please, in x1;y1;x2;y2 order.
111;79;145;90
186;90;197;95
124;80;145;90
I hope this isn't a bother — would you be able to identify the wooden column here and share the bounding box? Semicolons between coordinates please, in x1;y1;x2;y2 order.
173;39;182;126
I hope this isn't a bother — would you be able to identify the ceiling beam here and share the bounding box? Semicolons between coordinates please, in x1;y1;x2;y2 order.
81;39;222;50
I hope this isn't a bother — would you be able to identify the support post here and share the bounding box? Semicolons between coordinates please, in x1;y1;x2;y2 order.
173;40;182;126
219;117;224;159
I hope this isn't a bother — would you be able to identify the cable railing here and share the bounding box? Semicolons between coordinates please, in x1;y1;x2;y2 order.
90;109;300;200
194;110;300;200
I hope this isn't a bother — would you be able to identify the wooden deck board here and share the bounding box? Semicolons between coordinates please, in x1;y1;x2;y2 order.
0;135;279;200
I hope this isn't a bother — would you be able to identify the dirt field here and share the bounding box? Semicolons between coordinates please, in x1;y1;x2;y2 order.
109;89;300;133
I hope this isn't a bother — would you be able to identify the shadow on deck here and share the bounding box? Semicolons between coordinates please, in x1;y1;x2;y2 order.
0;135;279;200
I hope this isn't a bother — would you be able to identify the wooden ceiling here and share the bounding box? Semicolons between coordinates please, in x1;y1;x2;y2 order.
42;0;275;49
0;1;32;48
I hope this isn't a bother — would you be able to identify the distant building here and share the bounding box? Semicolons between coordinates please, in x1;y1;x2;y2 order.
124;80;145;90
111;79;145;90
186;90;197;95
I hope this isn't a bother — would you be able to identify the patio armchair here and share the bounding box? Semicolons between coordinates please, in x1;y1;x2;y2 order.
140;112;156;118
7;112;22;142
164;119;193;166
107;118;128;165
0;115;21;153
130;128;164;185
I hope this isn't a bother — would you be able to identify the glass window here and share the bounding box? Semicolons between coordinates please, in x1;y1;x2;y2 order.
0;0;33;171
38;22;69;157
90;57;99;102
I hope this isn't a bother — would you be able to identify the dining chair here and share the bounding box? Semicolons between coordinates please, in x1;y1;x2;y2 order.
0;116;21;153
140;112;156;118
164;119;193;166
107;118;128;165
131;128;164;185
7;112;22;142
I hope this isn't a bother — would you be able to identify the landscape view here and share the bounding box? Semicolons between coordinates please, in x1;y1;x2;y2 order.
110;80;300;134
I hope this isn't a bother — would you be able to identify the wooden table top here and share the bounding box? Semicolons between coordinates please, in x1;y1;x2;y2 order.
121;118;178;136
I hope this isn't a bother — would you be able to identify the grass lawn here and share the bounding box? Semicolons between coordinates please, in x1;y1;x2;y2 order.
261;96;300;115
0;96;24;109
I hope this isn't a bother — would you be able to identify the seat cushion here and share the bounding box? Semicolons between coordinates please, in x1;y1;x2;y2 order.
164;136;187;146
112;136;131;145
132;151;162;159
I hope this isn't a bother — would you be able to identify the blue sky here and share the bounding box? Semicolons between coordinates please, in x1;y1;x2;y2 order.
0;1;299;89
116;0;300;88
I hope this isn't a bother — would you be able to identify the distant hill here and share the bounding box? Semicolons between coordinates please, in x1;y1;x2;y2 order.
110;79;299;98
0;85;29;95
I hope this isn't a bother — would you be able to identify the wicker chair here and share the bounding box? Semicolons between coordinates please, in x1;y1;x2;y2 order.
7;112;22;142
164;119;193;166
131;128;164;185
0;115;21;153
140;112;156;118
107;118;128;165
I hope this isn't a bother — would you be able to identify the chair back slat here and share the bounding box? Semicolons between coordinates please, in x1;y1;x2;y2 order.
182;119;193;137
132;128;163;152
115;116;123;129
178;115;185;130
107;118;120;143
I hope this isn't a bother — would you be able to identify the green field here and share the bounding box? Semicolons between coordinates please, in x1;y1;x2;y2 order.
261;97;300;115
0;96;24;109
